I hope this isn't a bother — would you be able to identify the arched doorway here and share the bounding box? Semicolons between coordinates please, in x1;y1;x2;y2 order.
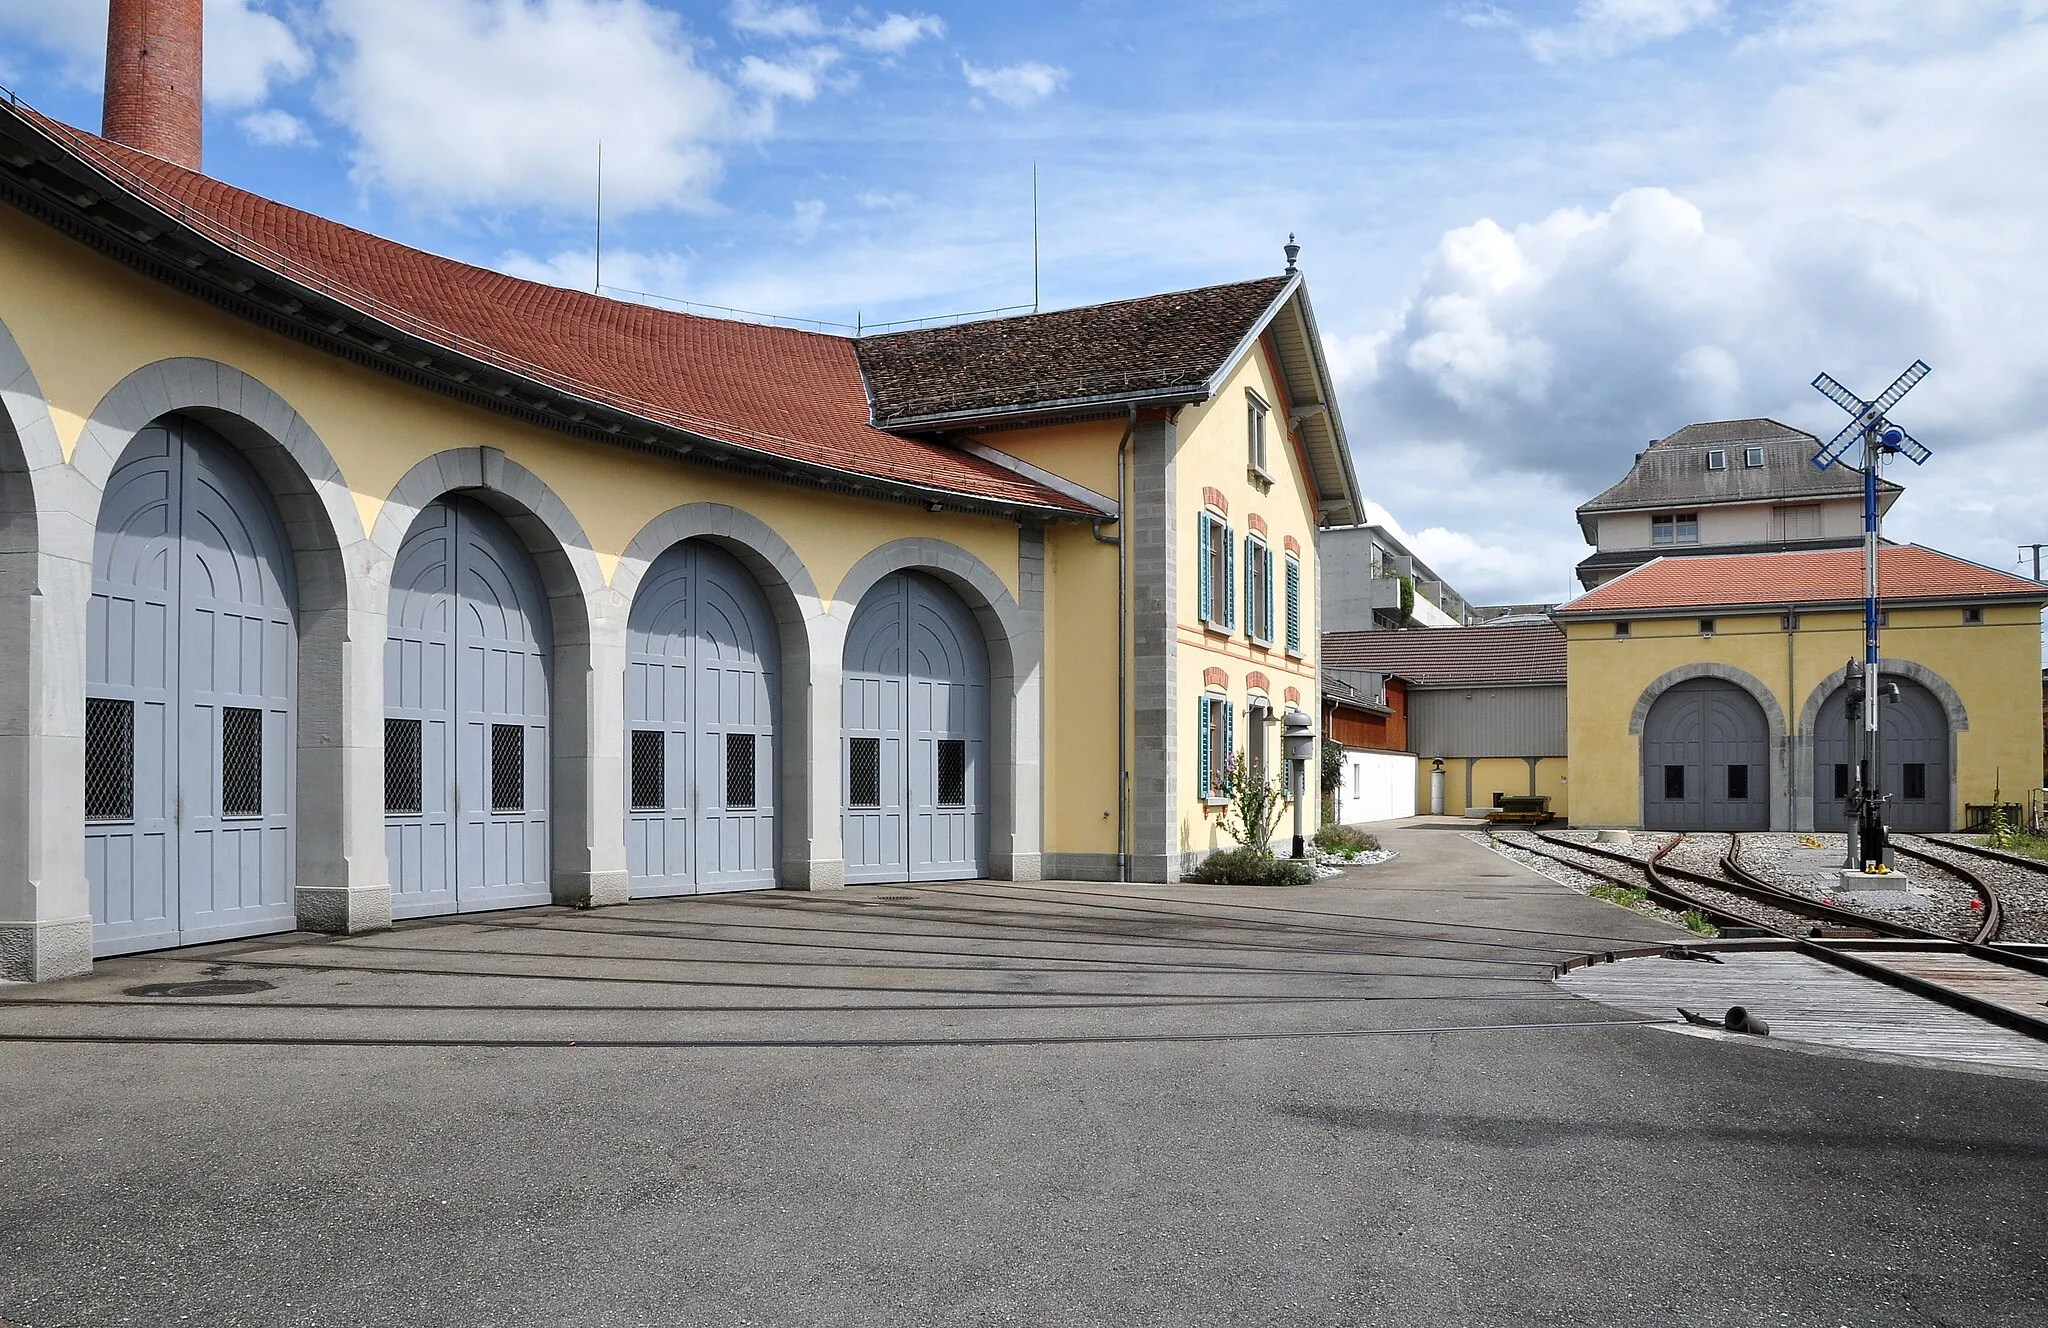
385;496;551;917
87;418;297;955
1641;678;1769;830
1814;675;1951;832
842;571;989;883
626;540;779;896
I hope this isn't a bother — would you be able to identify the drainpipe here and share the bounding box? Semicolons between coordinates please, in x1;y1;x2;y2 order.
1093;405;1137;881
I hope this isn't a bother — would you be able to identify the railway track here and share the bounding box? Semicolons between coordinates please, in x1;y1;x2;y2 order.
1502;829;2048;1045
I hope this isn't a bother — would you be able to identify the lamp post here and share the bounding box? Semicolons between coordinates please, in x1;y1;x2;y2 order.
1283;708;1315;858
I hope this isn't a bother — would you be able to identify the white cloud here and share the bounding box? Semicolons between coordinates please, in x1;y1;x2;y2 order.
848;13;943;53
239;108;315;146
499;244;694;299
320;0;739;217
728;1;827;40
961;59;1067;108
1527;0;1721;62
791;197;826;240
0;0;310;105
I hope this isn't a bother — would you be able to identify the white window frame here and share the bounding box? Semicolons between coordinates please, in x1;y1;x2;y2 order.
1744;445;1765;467
1246;390;1272;482
1651;512;1699;545
1246;533;1274;646
1201;511;1234;633
1202;693;1231;804
1706;449;1727;470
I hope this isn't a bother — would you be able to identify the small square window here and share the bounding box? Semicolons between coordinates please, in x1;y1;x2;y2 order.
1727;764;1749;801
848;737;882;808
1613;621;1631;637
221;707;264;818
1903;763;1927;800
936;739;967;808
1963;607;1983;624
631;729;666;811
1663;765;1685;800
1744;445;1764;467
85;697;135;822
726;732;757;809
1834;764;1849;799
490;724;526;813
1706;450;1727;470
1699;618;1716;636
386;717;424;815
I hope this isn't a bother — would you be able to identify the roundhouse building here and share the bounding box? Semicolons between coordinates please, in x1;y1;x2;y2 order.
1554;546;2048;831
0;5;1359;980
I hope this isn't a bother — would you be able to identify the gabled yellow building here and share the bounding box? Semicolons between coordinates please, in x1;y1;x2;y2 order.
1554;545;2047;831
0;51;1357;978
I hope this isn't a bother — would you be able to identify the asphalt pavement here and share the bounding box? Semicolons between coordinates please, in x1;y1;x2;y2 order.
1;819;2042;1327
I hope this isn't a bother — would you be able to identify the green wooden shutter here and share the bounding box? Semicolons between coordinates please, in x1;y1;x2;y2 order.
1223;527;1236;632
1224;700;1235;778
1261;544;1276;643
1197;515;1212;623
1197;695;1211;798
1243;534;1256;640
1285;556;1301;653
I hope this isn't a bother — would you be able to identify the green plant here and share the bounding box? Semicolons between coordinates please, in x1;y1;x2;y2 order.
1681;908;1717;936
1990;804;2019;849
1214;753;1290;854
1187;846;1314;886
1589;883;1649;910
1397;574;1415;620
1314;824;1380;854
1321;740;1345;795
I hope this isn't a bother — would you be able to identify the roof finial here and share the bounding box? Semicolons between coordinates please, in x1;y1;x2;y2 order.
1283;233;1300;275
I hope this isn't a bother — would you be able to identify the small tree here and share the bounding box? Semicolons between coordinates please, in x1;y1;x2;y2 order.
1320;738;1345;827
1215;753;1290;855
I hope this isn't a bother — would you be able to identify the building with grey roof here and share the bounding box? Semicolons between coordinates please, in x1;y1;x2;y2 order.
1574;418;1901;589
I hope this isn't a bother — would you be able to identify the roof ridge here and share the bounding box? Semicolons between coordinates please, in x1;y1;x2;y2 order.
859;274;1290;343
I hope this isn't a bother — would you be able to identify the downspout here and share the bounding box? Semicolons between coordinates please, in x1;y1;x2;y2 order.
1786;602;1798;830
1094;405;1137;881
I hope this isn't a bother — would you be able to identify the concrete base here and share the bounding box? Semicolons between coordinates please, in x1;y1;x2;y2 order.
1837;868;1911;894
777;858;847;891
0;915;94;983
1462;807;1493;820
1593;829;1633;845
294;885;393;936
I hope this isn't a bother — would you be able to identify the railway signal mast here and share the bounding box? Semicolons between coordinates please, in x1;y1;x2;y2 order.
1811;359;1933;871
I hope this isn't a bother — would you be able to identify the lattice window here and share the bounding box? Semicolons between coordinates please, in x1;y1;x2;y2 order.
937;739;966;807
85;697;135;821
726;732;757;809
221;707;264;818
631;729;665;811
491;723;525;812
848;736;882;808
385;717;423;814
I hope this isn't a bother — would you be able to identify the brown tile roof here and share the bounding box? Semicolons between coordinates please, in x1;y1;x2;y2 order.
1577;417;1898;517
13;107;1093;514
1556;545;2048;614
1321;623;1566;687
856;277;1293;424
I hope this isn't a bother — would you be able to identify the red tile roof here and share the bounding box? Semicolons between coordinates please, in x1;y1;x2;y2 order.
13;107;1093;514
1557;545;2048;614
857;277;1291;424
1321;622;1567;687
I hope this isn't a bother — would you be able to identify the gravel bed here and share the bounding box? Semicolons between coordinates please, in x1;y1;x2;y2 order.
1911;837;2048;945
1472;831;1698;933
1727;832;1983;942
1317;848;1396;873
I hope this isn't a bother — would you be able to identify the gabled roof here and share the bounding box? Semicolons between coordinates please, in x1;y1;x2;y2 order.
856;273;1363;524
1576;417;1900;540
0;103;1095;518
858;278;1290;423
1321;623;1566;688
1554;545;2048;616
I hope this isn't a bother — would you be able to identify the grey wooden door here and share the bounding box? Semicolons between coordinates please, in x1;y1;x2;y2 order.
843;572;987;883
1814;676;1950;832
1641;679;1768;831
87;420;297;956
385;497;551;916
626;540;778;896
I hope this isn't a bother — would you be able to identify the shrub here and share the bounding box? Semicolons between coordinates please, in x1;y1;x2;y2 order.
1589;883;1649;910
1214;753;1290;853
1681;908;1717;936
1187;847;1315;886
1314;824;1380;854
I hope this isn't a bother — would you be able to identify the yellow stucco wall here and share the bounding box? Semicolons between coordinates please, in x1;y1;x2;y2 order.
0;205;1022;605
1564;604;2043;828
1174;342;1322;858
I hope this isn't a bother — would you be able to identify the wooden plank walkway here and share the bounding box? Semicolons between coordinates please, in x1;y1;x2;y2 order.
1559;951;2048;1074
1865;947;2048;1022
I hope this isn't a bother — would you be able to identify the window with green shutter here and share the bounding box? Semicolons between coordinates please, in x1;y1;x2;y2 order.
1284;555;1301;654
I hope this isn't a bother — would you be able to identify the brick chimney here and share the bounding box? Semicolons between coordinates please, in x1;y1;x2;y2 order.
103;0;204;171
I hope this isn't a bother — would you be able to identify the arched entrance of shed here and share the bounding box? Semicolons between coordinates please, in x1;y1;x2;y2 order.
384;496;552;917
1813;675;1951;833
626;540;779;896
1641;679;1769;830
842;571;989;883
87;418;298;956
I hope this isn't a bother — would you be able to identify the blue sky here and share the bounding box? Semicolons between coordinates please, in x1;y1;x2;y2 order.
2;1;2043;607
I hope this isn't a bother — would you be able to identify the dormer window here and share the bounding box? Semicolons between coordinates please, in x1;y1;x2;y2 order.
1651;513;1699;545
1706;449;1727;470
1744;445;1765;467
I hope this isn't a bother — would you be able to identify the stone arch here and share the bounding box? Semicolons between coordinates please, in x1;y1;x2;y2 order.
64;358;388;946
0;315;92;979
371;447;621;905
615;503;824;888
1629;662;1791;830
1798;657;1968;832
825;535;1043;882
